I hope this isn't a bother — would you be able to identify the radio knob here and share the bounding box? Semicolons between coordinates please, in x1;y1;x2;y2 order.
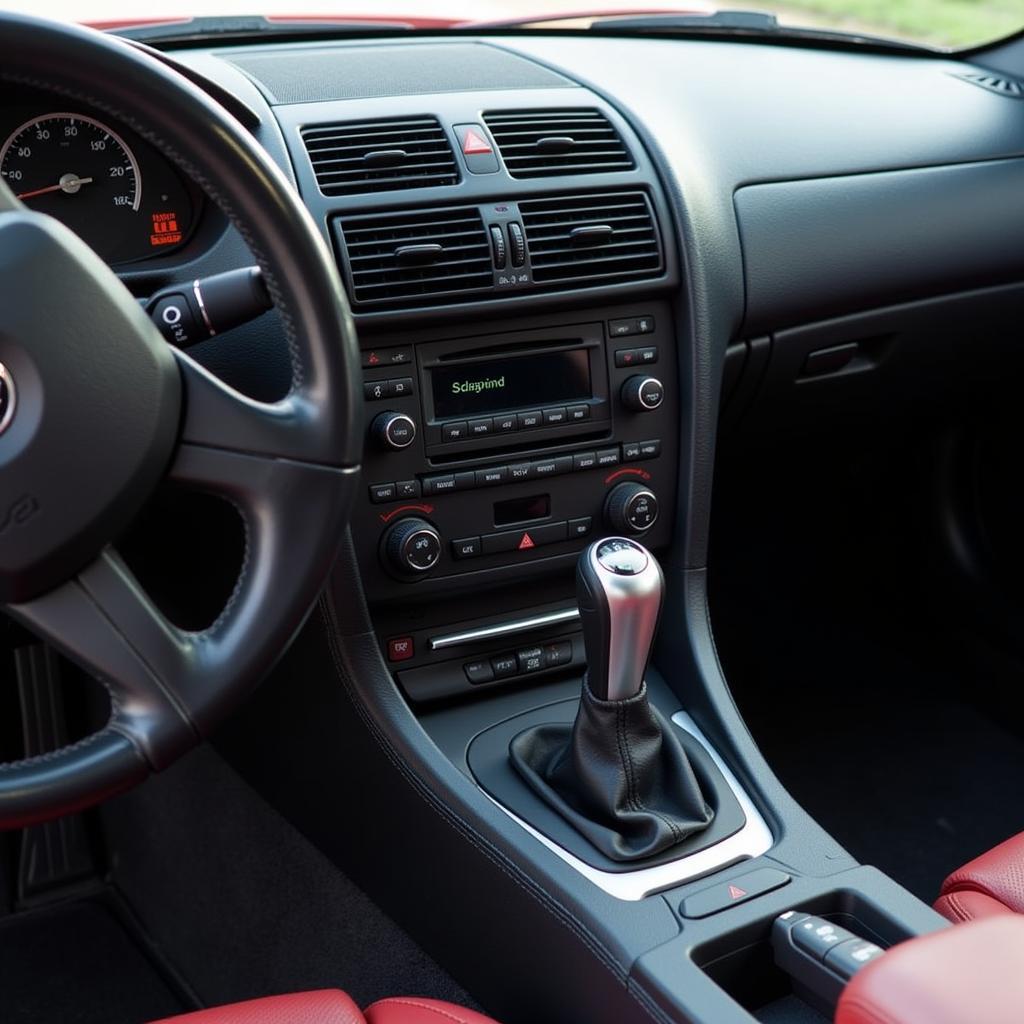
383;518;442;578
605;483;660;536
620;375;664;412
371;410;417;451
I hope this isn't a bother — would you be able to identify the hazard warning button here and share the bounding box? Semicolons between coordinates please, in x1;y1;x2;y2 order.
454;123;500;175
679;868;791;919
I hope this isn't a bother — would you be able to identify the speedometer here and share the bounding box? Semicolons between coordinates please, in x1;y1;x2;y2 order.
0;112;142;261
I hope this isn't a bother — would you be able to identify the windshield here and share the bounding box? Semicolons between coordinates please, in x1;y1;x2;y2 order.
3;0;1021;50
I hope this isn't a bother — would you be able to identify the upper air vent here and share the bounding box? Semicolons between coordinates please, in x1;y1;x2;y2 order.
335;206;493;307
954;71;1024;99
521;191;662;285
483;108;634;179
302;116;459;196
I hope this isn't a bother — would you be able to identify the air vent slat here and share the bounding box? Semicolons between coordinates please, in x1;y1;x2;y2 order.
483;108;634;179
336;206;493;308
520;191;662;285
302;116;459;196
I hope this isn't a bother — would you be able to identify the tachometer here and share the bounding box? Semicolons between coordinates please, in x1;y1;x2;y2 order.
0;112;142;261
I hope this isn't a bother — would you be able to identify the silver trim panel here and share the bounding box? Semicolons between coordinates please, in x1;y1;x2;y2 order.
430;607;580;650
479;710;773;900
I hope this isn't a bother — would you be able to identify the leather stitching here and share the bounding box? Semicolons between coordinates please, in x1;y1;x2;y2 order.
317;598;673;1024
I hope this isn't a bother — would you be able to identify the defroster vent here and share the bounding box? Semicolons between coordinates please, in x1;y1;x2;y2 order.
335;207;493;307
520;191;662;285
302;116;459;196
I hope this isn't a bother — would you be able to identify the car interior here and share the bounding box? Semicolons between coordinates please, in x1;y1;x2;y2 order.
3;7;1024;1024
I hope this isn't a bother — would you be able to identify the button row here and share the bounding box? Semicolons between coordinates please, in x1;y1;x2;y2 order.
609;315;655;338
364;377;414;402
464;640;573;684
361;346;413;369
369;479;421;504
453;517;592;560
370;439;663;504
614;346;658;369
441;404;591;443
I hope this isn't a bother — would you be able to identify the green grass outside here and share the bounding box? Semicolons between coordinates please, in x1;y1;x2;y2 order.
774;0;1023;48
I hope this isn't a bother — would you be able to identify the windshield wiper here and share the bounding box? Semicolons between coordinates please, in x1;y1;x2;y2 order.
113;15;415;45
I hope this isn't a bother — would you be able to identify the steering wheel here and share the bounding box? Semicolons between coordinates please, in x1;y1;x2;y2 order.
0;14;361;828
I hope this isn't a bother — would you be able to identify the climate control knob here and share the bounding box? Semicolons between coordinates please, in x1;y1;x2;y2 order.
383;518;442;578
604;483;660;535
620;375;664;412
371;410;417;451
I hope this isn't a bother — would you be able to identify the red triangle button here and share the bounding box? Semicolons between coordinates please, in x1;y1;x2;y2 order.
518;532;535;550
462;128;493;155
728;885;747;900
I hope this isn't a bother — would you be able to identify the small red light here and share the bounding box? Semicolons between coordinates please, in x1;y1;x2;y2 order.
150;210;183;247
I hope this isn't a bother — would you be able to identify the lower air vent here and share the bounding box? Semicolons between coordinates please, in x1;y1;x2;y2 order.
483;108;634;178
302;116;459;196
954;71;1024;99
520;191;662;285
335;207;493;307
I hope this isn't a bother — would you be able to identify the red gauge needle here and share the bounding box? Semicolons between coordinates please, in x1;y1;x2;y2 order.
16;174;93;200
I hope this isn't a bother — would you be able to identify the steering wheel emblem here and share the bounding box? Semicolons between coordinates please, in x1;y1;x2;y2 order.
0;363;15;437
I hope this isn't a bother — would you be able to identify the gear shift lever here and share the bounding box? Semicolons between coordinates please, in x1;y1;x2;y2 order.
509;538;714;862
576;538;663;701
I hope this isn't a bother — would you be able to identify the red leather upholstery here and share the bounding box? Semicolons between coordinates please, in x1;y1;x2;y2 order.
150;991;364;1024
149;992;499;1024
836;916;1024;1024
935;831;1024;923
365;997;500;1024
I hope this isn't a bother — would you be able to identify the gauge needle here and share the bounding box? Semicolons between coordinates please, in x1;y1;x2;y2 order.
16;174;94;200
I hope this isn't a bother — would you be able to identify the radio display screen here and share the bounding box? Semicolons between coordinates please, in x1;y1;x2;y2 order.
431;348;591;420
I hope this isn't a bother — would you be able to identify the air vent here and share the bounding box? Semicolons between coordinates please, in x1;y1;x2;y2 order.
955;71;1024;99
335;207;493;307
521;191;662;285
483;109;634;178
301;116;459;196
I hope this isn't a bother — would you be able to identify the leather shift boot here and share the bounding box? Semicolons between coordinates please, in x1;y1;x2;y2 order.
509;680;714;862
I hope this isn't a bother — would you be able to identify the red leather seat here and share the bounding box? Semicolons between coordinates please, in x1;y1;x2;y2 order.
149;990;500;1024
934;831;1024;923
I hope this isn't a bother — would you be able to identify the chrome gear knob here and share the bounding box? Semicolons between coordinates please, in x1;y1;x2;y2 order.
575;537;664;701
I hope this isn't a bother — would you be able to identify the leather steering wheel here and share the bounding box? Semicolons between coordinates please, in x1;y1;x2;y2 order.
0;14;361;827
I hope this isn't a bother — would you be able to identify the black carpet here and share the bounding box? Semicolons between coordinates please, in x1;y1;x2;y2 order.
101;744;477;1014
0;896;188;1024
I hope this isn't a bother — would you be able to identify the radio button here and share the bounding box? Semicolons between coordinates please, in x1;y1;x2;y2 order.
637;346;659;364
441;420;468;442
362;345;413;369
494;413;518;433
475;466;509;487
637;316;656;334
468;417;493;437
544;641;573;667
364;380;389;401
623;441;642;461
491;653;519;678
464;659;495;684
517;646;545;673
596;447;621;468
369;482;397;503
573;451;598;472
530;456;572;479
543;406;567;425
388;377;415;398
567;404;591;422
508;462;531;482
452;536;481;559
482;531;521;555
639;439;662;460
517;410;543;430
396;479;421;499
423;475;457;496
614;348;640;368
609;318;639;338
569;516;593;538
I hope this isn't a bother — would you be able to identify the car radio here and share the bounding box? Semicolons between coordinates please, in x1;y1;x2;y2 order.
351;302;678;604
